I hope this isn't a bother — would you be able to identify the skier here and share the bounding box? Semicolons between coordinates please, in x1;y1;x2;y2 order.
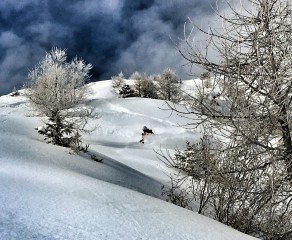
139;126;154;144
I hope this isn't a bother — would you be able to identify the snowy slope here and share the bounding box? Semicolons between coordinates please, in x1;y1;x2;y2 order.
0;80;257;240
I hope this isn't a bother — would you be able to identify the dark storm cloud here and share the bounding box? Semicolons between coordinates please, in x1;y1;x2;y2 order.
0;0;218;95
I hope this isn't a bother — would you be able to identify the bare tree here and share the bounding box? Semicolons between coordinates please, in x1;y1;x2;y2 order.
156;68;181;103
27;48;95;151
162;0;292;239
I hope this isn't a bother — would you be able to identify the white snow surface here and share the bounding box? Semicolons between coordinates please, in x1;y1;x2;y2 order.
0;80;257;240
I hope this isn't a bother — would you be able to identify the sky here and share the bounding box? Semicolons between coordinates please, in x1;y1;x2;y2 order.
0;0;222;95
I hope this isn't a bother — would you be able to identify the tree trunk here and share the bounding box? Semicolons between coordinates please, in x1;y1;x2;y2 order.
278;104;292;179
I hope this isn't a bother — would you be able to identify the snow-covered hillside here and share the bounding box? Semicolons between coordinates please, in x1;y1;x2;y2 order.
0;80;257;240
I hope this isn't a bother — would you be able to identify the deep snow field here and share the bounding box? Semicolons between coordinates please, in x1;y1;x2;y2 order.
0;80;257;240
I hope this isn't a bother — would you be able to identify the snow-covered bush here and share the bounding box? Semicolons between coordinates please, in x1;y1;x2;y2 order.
27;48;95;151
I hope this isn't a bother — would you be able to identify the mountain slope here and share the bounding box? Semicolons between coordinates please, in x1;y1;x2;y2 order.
0;80;257;240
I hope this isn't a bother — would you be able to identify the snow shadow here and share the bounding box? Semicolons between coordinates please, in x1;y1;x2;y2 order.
90;139;142;149
77;147;164;198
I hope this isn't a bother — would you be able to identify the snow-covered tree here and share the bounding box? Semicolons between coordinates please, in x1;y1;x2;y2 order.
27;48;94;151
163;0;292;238
111;72;125;93
131;71;143;97
156;69;181;103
